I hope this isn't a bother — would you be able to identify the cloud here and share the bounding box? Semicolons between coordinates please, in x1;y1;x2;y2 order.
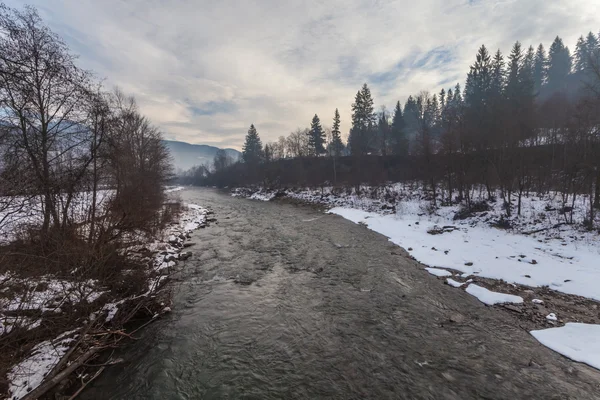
7;0;600;149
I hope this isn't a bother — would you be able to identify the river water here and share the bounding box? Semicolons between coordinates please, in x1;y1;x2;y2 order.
82;188;600;400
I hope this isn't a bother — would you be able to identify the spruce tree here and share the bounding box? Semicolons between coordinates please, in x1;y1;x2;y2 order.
547;36;572;92
491;49;506;96
533;44;547;93
574;35;589;73
439;88;446;109
308;114;326;155
330;108;343;157
390;101;407;156
242;124;263;164
588;32;600;72
505;41;523;103
446;88;454;104
464;45;493;149
349;83;376;155
377;108;390;156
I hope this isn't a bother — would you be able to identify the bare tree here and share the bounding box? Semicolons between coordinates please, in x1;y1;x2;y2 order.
0;4;93;236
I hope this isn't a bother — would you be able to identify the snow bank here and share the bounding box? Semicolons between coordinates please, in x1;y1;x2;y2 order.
329;207;600;301
447;278;466;288
425;267;452;277
531;323;600;370
465;284;524;305
8;330;77;399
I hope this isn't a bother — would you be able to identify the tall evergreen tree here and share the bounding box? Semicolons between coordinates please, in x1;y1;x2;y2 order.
446;88;454;104
348;83;376;155
454;83;463;104
242;124;263;164
403;95;419;141
308;114;326;155
377;108;390;156
330;108;343;156
439;88;446;110
574;35;589;73
533;44;547;93
588;32;600;73
390;101;407;156
505;41;524;102
547;36;572;92
465;45;492;101
523;45;535;91
464;45;493;148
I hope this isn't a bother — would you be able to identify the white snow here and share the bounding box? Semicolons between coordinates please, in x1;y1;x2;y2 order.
425;267;453;277
531;323;600;370
446;278;466;288
8;330;78;399
249;192;275;201
165;186;185;193
465;284;524;305
329;207;600;301
546;313;558;321
1;277;104;317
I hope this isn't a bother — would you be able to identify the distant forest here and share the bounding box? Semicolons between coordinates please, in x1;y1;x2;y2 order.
181;32;600;222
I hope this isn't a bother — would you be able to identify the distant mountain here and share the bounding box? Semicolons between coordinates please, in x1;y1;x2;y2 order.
163;140;241;172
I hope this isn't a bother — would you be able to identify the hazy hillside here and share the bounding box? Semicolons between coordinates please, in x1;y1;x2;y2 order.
164;140;241;172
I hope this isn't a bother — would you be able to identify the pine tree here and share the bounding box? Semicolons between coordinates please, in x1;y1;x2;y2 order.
585;32;599;73
446;88;454;104
464;46;493;149
348;83;376;155
465;45;492;107
330;108;343;157
533;44;547;93
242;124;263;164
377;107;390;156
574;35;589;73
439;89;446;110
547;36;572;92
454;83;463;104
390;101;407;156
491;49;506;96
308;114;326;156
403;95;419;140
506;41;523;102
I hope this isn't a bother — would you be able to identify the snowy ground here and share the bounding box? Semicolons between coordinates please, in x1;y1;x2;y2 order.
2;194;209;399
0;190;114;244
232;184;600;370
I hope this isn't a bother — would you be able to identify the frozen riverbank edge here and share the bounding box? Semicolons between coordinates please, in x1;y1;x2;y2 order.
232;185;600;371
3;188;210;400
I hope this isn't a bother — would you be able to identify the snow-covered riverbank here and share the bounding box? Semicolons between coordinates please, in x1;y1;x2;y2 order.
232;184;600;370
2;199;209;399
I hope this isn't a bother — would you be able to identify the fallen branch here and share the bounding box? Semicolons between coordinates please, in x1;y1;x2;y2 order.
68;366;105;400
522;223;565;236
22;347;103;400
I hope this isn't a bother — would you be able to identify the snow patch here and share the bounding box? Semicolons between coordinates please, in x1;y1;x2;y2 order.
446;278;466;288
465;284;524;305
425;267;452;277
546;313;558;321
8;330;78;399
531;323;600;370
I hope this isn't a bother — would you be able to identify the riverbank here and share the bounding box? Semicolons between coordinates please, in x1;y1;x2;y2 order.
232;184;600;370
1;191;210;399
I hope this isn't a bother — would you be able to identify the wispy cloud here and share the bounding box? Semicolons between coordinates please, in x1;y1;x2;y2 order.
9;0;600;149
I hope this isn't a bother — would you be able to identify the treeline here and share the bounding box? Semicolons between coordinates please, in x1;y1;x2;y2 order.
0;4;172;254
187;32;600;225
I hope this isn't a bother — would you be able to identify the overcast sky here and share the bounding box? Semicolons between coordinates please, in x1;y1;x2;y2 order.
9;0;600;149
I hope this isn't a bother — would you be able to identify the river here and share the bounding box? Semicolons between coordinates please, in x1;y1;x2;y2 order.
82;188;600;399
